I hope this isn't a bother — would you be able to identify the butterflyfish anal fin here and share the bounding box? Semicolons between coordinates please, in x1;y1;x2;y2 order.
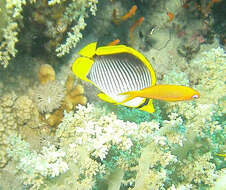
139;100;155;113
78;42;97;58
72;57;94;82
97;93;116;104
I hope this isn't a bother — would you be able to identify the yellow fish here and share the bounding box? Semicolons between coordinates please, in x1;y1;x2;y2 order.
72;42;156;113
72;42;200;113
120;84;200;103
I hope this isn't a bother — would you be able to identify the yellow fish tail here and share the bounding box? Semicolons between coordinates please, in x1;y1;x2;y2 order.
119;91;139;103
216;153;226;157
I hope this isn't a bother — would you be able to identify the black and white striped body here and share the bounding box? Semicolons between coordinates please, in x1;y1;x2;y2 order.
87;53;152;106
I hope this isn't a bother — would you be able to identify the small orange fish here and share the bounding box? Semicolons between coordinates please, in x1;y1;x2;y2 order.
121;5;137;21
107;39;120;46
182;3;189;8
120;84;200;103
129;17;144;33
211;0;221;3
129;17;144;45
167;12;174;22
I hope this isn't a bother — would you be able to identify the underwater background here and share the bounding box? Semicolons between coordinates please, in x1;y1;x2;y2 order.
0;0;225;189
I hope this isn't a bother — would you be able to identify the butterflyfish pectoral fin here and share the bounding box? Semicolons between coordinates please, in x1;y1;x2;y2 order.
139;99;155;113
72;57;94;82
78;42;97;58
97;93;116;104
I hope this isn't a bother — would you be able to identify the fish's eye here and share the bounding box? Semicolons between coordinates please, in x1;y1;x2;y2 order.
192;94;199;99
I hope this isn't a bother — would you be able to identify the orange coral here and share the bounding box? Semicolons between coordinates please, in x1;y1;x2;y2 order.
63;74;87;112
46;107;64;127
64;84;87;112
65;73;74;93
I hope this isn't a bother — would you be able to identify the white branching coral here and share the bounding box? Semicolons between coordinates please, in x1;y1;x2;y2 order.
7;135;68;188
0;0;35;67
57;104;143;160
180;153;216;185
189;47;226;107
4;97;224;189
55;104;179;189
56;16;86;56
163;47;225;189
55;0;98;56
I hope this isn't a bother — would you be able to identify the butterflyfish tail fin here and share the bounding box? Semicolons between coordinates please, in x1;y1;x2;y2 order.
119;91;139;103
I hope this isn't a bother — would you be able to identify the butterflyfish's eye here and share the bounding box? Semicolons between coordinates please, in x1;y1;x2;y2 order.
192;94;199;99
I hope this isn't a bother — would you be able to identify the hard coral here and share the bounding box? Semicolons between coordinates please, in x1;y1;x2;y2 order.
64;83;87;112
0;92;18;168
63;73;87;112
14;96;40;128
38;64;56;85
1;0;99;67
46;107;64;127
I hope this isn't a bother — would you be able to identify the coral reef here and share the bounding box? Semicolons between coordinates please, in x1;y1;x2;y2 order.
2;46;224;189
0;0;225;190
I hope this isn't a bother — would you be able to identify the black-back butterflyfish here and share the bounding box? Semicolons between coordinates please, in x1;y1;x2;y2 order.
72;42;156;113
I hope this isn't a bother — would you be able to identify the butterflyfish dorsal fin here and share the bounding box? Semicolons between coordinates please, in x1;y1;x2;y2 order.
96;44;129;55
78;42;97;58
